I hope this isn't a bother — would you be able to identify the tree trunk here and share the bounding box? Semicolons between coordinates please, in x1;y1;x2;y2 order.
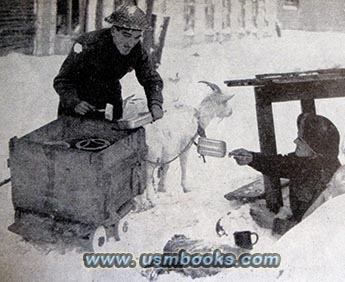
80;0;89;33
95;0;104;30
113;0;137;9
152;16;170;68
143;0;155;52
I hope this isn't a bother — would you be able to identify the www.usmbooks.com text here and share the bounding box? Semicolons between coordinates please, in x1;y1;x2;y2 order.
83;250;281;269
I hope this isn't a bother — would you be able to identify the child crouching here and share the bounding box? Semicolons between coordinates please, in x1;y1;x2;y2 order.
230;113;341;227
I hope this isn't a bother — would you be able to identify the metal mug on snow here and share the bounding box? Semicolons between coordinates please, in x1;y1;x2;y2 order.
233;230;259;250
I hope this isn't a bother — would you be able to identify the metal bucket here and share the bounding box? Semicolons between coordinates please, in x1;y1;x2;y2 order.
197;137;227;158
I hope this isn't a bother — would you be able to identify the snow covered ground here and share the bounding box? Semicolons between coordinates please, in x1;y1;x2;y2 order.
1;30;345;281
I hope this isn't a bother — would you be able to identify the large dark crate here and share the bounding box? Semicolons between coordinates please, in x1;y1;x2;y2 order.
8;117;147;237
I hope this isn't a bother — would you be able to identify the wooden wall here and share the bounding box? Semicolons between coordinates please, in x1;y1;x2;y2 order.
0;0;36;55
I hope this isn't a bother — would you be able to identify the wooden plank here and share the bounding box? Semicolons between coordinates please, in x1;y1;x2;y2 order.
0;28;35;36
0;37;35;48
225;68;345;90
0;46;34;56
224;78;265;87
0;22;35;28
264;80;345;103
257;68;345;77
224;177;289;204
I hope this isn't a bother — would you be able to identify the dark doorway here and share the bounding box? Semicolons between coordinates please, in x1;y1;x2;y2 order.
56;0;80;35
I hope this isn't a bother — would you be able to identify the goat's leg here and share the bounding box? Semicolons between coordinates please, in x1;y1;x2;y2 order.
145;162;158;206
134;162;156;211
179;150;192;193
157;164;170;192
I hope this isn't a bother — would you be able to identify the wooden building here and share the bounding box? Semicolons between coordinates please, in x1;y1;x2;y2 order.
278;0;345;32
0;0;36;55
0;0;126;56
155;0;279;46
1;0;280;56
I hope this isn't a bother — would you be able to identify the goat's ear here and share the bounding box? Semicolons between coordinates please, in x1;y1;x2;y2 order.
123;94;136;103
123;94;137;108
221;94;235;102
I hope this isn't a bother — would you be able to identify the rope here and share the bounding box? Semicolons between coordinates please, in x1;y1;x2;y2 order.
144;111;207;166
0;177;11;188
144;133;199;166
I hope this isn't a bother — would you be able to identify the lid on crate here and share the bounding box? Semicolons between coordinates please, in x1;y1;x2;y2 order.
116;112;153;129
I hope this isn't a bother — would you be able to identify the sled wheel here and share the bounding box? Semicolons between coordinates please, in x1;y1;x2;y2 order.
91;226;107;252
118;220;129;240
105;219;129;241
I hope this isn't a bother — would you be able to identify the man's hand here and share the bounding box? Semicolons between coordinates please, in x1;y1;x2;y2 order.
74;101;96;115
150;104;164;121
229;148;253;166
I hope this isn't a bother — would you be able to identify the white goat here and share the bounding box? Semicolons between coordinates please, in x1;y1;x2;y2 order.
124;81;234;210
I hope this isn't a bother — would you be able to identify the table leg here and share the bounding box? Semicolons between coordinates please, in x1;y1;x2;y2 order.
255;87;283;213
301;99;316;114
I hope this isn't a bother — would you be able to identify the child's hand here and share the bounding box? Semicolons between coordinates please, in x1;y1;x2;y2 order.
229;148;253;165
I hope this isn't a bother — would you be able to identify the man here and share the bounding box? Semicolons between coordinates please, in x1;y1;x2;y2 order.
53;5;164;121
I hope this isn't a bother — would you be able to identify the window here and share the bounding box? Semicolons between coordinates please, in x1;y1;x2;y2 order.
252;0;259;28
184;0;195;32
56;0;80;35
239;0;246;28
204;0;215;30
161;0;167;14
222;0;231;29
283;0;299;10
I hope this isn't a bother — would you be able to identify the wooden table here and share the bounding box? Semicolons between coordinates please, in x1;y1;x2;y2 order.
225;68;345;213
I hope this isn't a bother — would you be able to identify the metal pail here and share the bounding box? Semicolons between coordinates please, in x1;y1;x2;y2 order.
197;137;227;158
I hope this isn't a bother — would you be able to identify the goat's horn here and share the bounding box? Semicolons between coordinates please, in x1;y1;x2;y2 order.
198;81;222;94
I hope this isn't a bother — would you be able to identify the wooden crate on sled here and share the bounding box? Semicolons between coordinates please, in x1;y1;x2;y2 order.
8;116;147;249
